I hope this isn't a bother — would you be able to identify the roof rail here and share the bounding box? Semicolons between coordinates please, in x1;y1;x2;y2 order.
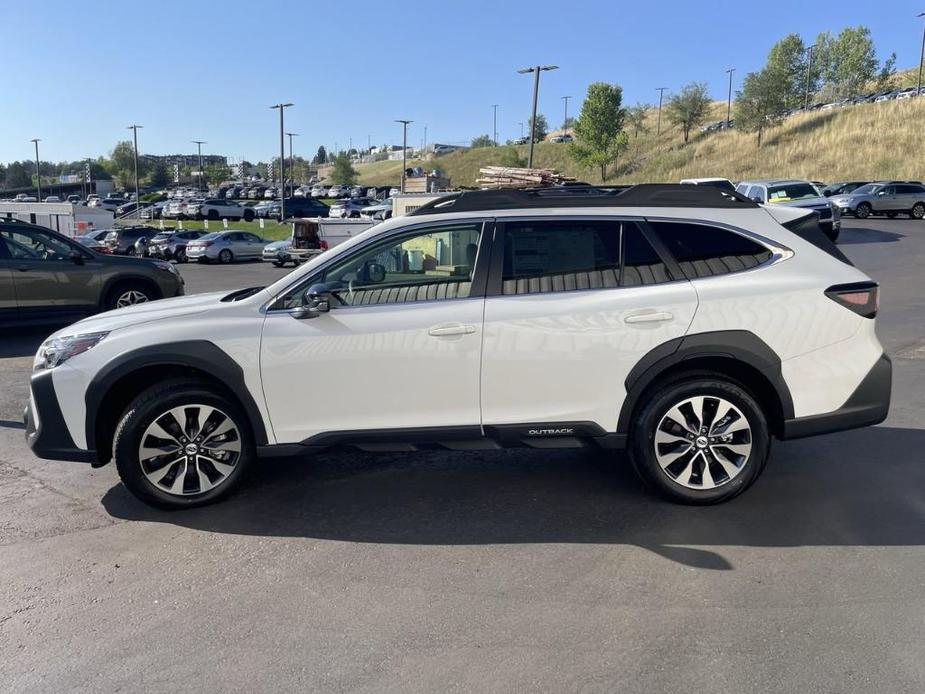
407;183;758;216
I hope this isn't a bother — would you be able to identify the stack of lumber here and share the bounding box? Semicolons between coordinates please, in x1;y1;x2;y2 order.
477;166;575;189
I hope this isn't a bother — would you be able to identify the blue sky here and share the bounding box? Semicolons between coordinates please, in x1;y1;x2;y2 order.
2;0;921;164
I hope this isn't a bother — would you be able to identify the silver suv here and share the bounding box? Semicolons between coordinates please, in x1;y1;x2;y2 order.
830;181;925;220
735;179;840;242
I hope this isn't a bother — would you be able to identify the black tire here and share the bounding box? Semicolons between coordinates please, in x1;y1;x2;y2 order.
272;261;284;268
911;202;925;219
218;248;233;264
207;209;219;220
855;202;872;219
243;210;255;221
886;212;897;219
629;374;771;505
124;246;136;256
175;247;186;263
113;378;254;509
103;281;157;311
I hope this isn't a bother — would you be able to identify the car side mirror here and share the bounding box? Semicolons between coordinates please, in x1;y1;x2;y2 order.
290;283;334;319
69;249;85;265
364;262;386;284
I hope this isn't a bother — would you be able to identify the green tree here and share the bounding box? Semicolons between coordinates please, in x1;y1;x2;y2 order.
815;26;881;99
569;82;629;180
149;159;169;188
625;103;649;137
528;113;549;141
735;66;787;146
204;163;231;185
766;33;811;108
665;82;711;143
5;161;30;188
877;52;897;91
470;134;494;148
328;152;358;185
312;146;328;165
108;140;147;188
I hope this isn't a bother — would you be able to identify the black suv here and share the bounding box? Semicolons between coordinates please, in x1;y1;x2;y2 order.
279;197;330;219
0;219;184;326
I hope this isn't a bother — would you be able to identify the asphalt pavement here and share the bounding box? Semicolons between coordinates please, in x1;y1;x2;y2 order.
1;220;924;693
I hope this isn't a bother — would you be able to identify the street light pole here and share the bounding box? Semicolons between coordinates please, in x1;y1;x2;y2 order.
270;103;293;219
395;120;412;193
561;95;571;137
725;68;736;125
127;125;142;219
286;132;299;195
917;13;925;96
491;104;499;146
804;44;816;110
192;140;206;193
517;65;559;168
655;87;667;135
30;138;41;201
519;122;524;138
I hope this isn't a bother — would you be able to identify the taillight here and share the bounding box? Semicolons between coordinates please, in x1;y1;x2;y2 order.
202;241;214;247
825;281;879;318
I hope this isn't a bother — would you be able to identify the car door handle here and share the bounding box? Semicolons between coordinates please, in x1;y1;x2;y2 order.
624;311;674;324
428;324;476;337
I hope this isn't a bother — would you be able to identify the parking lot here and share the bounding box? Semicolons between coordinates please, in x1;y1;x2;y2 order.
1;218;924;692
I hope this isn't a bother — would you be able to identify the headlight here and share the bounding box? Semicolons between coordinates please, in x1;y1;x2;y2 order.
152;260;179;275
35;332;109;371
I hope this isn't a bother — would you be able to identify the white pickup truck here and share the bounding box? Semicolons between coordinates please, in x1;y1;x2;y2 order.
262;218;374;267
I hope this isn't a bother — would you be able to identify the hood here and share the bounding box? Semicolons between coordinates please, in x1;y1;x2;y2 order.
47;291;229;338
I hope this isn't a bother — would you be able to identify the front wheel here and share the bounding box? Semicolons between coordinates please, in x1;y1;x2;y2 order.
113;378;254;508
855;202;872;219
911;202;925;219
243;210;255;221
105;282;156;310
629;376;770;504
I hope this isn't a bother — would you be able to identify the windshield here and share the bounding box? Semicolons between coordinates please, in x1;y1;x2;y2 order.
767;183;819;202
852;184;881;195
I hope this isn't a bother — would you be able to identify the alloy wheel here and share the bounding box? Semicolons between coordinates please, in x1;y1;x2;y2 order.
137;404;241;496
116;289;149;307
913;203;925;219
654;395;753;490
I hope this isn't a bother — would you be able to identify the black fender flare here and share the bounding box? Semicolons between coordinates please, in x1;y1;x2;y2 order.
615;330;795;435
84;340;269;448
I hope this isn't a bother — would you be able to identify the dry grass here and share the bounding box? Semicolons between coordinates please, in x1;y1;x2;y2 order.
355;94;925;188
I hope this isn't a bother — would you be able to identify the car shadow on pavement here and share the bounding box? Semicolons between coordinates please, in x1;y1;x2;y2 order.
838;227;905;244
102;425;925;570
0;328;51;358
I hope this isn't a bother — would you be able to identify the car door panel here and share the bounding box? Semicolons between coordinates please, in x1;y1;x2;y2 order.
0;259;17;322
480;219;698;432
259;220;490;443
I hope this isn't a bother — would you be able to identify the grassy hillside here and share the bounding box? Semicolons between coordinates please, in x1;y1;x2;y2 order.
355;94;925;188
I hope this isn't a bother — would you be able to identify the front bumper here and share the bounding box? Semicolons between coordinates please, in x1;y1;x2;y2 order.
25;370;96;463
781;353;891;439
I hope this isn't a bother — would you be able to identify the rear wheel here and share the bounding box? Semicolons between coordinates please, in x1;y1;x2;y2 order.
218;248;233;264
207;209;219;220
243;210;255;221
629;375;770;504
911;202;925;219
855;202;872;219
113;379;254;509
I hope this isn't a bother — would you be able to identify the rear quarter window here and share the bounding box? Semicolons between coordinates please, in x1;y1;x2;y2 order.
649;221;773;278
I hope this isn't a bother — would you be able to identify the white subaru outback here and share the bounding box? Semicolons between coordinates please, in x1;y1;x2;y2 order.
25;185;891;508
